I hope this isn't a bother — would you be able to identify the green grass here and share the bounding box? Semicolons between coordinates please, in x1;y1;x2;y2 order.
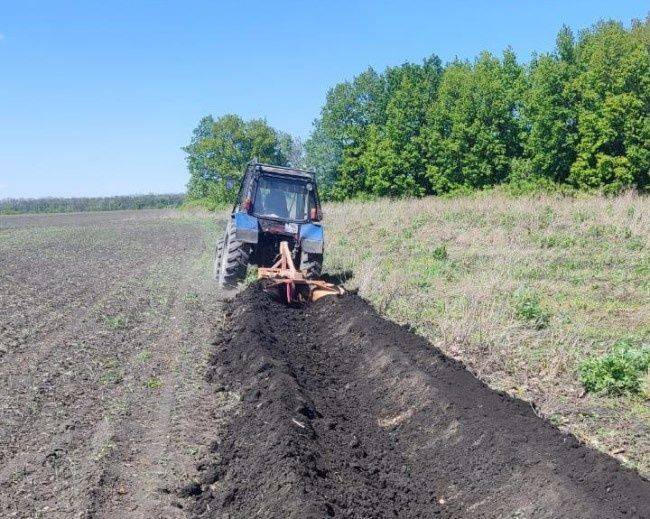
104;314;127;330
579;340;650;396
322;191;649;475
145;377;163;389
136;350;152;363
99;359;124;385
512;288;551;329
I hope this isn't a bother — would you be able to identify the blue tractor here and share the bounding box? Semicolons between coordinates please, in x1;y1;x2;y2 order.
214;162;324;288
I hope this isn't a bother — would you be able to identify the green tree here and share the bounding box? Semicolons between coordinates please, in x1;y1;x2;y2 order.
184;114;291;204
360;58;443;197
569;19;649;191
315;56;443;199
306;68;386;199
278;132;306;169
422;51;524;193
184;115;216;199
517;26;579;184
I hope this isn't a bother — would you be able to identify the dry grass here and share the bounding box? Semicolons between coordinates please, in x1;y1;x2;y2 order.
323;190;649;475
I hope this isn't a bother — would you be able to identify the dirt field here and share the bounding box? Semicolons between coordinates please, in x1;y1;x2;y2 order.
1;209;649;518
0;210;230;518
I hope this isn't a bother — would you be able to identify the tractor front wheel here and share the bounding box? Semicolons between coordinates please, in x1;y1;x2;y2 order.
214;221;249;287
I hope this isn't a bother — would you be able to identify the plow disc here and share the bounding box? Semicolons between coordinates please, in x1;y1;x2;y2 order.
258;241;344;304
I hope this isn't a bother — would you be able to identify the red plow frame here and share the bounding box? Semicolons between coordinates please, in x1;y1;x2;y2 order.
258;241;344;304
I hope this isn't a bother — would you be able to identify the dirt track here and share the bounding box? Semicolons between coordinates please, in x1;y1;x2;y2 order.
186;284;650;518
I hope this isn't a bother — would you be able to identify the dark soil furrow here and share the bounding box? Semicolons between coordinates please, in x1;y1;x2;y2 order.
186;284;650;518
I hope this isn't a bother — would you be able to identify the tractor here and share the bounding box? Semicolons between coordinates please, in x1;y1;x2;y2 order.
214;162;326;292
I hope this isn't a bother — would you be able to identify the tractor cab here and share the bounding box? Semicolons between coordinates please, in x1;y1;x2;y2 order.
214;163;325;287
252;173;318;223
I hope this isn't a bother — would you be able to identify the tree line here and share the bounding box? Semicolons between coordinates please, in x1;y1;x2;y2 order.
186;17;648;204
0;194;185;215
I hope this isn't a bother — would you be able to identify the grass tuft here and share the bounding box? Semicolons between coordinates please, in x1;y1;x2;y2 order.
104;314;127;330
100;369;123;385
145;377;163;389
512;288;551;329
579;340;650;396
136;350;152;363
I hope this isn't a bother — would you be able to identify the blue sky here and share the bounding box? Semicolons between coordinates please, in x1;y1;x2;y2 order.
1;1;647;198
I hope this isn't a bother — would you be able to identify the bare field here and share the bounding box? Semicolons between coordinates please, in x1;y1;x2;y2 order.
0;210;232;518
324;192;650;475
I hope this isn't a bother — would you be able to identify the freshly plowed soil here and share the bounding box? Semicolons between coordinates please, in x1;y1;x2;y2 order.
186;284;650;518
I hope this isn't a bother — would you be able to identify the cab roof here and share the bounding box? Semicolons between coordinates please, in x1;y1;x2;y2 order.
252;162;315;180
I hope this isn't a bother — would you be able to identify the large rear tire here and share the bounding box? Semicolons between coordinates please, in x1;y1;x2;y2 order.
300;251;323;280
214;222;249;288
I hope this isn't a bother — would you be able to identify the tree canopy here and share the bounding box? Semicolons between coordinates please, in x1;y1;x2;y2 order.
184;114;302;204
186;16;649;205
305;16;648;199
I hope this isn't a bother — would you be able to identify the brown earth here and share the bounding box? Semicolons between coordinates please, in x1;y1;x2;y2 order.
0;210;233;518
185;283;650;518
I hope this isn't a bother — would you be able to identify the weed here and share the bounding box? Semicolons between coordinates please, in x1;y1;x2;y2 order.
184;291;200;303
10;467;29;484
104;314;127;330
586;224;610;238
537;233;577;249
642;371;650;400
548;414;568;427
99;359;123;385
145;377;163;389
92;441;116;462
431;244;448;260
573;209;592;223
537;206;554;229
100;369;123;385
579;340;650;396
108;398;130;417
136;350;152;362
512;288;550;329
626;237;645;251
245;266;259;284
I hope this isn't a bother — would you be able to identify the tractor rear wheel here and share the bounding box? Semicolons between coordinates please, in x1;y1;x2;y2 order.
214;221;249;287
300;251;323;279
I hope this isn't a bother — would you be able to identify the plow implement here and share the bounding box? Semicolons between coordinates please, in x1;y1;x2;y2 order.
258;241;344;304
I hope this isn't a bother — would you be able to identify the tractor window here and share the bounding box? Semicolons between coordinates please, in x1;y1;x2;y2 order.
253;176;313;221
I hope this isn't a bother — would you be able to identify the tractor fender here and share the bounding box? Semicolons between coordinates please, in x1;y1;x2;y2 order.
300;223;324;254
233;212;259;244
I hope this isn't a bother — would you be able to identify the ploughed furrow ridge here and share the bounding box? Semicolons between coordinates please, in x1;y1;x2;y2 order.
183;283;650;519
